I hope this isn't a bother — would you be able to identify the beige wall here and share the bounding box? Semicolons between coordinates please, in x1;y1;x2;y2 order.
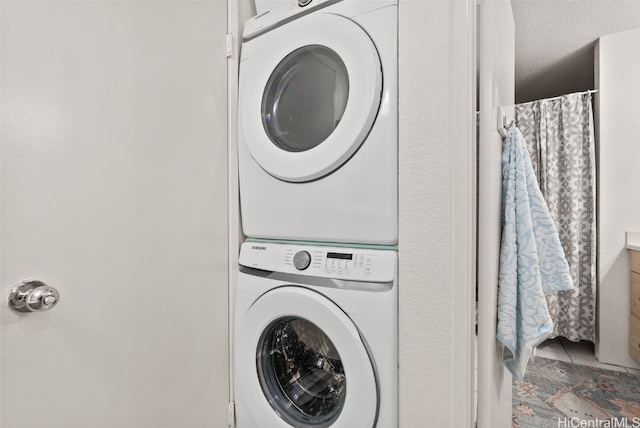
596;27;640;369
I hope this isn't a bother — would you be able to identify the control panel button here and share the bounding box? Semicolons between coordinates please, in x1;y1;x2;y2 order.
293;251;312;270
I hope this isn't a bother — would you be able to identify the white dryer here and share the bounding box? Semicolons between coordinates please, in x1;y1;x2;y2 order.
238;0;398;245
234;241;397;427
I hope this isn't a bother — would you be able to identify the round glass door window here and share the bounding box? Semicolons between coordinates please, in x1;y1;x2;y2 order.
257;316;346;428
262;45;349;152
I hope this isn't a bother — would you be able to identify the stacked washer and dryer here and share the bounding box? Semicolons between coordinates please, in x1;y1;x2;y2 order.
235;0;398;426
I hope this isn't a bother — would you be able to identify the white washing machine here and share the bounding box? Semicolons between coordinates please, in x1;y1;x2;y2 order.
238;0;398;245
253;0;288;14
234;241;397;427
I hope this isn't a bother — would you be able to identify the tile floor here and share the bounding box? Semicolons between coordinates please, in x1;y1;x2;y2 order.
473;337;640;422
536;337;640;375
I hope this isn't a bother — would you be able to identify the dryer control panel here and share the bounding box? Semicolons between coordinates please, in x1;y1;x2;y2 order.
239;242;396;283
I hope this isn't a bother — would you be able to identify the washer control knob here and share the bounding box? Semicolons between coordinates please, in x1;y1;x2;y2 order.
293;251;311;270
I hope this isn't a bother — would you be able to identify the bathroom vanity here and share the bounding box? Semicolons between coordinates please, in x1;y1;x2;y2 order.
627;232;640;363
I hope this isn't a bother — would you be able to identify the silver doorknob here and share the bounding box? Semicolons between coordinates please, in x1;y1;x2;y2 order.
7;280;60;313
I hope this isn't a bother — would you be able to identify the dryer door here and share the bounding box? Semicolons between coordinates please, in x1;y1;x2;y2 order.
236;286;378;428
238;13;382;182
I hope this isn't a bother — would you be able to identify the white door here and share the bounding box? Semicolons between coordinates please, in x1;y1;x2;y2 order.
1;2;229;427
477;0;515;427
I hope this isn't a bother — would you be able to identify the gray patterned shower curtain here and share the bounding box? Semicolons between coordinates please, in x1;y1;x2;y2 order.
515;91;596;343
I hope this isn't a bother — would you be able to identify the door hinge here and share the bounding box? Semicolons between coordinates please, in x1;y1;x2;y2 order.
226;34;233;58
228;401;236;427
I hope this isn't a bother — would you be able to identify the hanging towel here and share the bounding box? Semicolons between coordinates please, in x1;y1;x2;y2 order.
497;127;574;382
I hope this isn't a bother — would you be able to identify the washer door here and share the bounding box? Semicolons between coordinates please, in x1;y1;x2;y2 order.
239;13;382;182
236;286;378;428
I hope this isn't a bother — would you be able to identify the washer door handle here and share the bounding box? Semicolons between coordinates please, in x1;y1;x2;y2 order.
7;280;60;313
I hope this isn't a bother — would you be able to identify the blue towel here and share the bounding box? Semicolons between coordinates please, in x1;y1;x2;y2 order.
497;128;574;382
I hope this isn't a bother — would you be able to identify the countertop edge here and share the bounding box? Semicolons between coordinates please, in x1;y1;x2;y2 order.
626;231;640;251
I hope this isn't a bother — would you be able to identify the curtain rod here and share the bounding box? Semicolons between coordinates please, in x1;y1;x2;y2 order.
475;89;599;116
515;89;599;107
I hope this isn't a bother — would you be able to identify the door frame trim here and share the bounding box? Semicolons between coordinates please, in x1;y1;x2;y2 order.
227;0;241;424
450;0;477;427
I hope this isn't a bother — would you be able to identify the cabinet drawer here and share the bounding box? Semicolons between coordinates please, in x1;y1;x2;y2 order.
632;272;640;318
630;315;640;363
631;251;640;274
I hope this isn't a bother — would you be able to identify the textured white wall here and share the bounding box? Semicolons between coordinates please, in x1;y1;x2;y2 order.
399;1;474;426
596;28;640;369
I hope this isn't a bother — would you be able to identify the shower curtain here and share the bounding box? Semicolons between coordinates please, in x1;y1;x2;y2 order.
514;91;596;343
